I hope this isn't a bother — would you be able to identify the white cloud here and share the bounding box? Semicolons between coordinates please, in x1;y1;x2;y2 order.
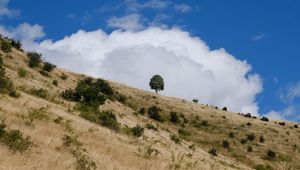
251;33;267;41
0;23;45;42
174;4;192;13
0;23;263;114
125;0;170;12
107;14;144;31
0;0;19;18
266;82;300;121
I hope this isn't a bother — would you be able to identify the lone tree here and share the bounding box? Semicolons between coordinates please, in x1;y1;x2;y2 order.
149;74;164;94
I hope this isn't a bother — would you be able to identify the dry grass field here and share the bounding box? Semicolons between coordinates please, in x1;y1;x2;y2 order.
0;39;299;170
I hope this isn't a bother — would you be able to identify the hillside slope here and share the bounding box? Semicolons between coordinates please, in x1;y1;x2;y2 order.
0;38;299;170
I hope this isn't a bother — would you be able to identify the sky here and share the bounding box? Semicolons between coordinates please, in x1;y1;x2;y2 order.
1;0;300;121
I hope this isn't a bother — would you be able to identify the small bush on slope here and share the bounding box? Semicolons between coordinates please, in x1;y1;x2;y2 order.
148;106;164;122
27;51;42;68
42;62;56;72
0;121;32;152
0;40;12;53
0;57;20;97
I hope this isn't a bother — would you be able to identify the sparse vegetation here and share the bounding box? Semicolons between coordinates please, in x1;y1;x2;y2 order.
145;124;158;131
52;79;58;86
266;150;276;160
0;57;20;97
209;147;217;156
18;68;27;78
259;135;265;143
43;62;56;72
229;132;235;138
130;125;144;137
27;51;42;68
0;121;32;152
170;111;180;124
147;106;164;122
62;135;96;170
60;73;68;80
247;133;256;141
261;117;269;122
0;40;12;53
21;108;49;126
10;39;22;50
170;134;181;144
192;99;198;103
222;140;230;148
29;88;48;99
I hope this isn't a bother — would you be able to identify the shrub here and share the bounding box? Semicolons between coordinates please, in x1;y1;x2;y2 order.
170;112;180;124
244;113;252;118
130;125;144;137
52;80;58;86
0;40;12;53
138;107;146;115
247;133;256;141
98;111;119;131
10;39;22;50
148;106;164;122
278;122;285;126
266;150;276;160
30;88;48;99
27;51;42;68
294;124;299;128
240;138;247;144
255;164;272;170
170;134;181;144
261;117;269;122
18;68;27;78
145;124;158;131
61;89;78;101
247;146;253;152
209;147;217;156
0;57;19;97
0;121;32;152
192;99;198;103
246;122;252;126
43;62;56;72
115;93;127;104
178;129;191;136
60;73;68;80
259;135;265;143
222;107;227;111
54;116;64;124
229;132;235;138
222;140;230;148
39;70;50;77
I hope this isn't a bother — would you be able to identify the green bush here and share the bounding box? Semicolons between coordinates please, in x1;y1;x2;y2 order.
261;117;269;122
30;88;48;99
266;150;276;160
0;40;12;53
0;57;19;97
60;73;68;80
247;146;253;152
138;107;146;115
39;70;50;77
148;106;164;122
10;39;22;50
259;135;265;143
52;80;58;86
43;62;56;72
18;68;27;78
170;134;181;144
222;140;230;148
145;124;158;131
209;147;217;156
170;112;180;124
130;125;144;137
178;129;191;137
240;138;247;144
98;111;119;131
229;132;235;138
0;121;32;152
247;133;256;141
255;164;272;170
27;51;42;68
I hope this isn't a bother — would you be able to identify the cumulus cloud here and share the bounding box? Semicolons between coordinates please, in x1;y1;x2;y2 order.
266;82;300;121
107;14;144;31
174;4;192;13
0;23;262;114
0;0;19;18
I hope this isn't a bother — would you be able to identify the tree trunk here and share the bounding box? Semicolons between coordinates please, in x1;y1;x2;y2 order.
155;89;158;94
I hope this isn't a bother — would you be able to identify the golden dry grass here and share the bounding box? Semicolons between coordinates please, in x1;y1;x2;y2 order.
0;47;299;170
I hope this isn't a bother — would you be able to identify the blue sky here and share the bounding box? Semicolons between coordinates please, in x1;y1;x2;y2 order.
1;0;300;121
